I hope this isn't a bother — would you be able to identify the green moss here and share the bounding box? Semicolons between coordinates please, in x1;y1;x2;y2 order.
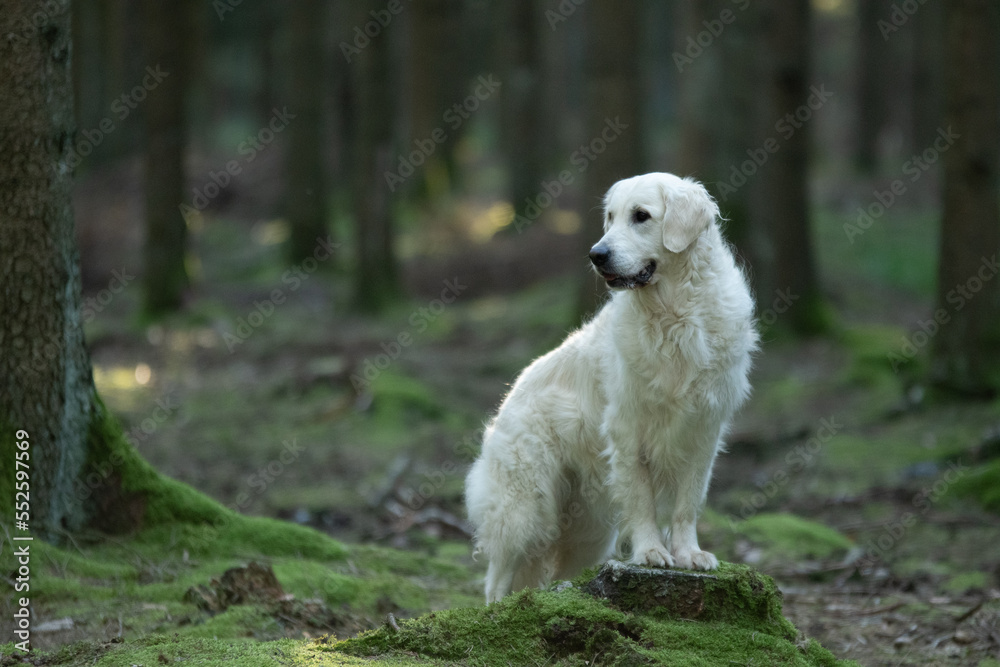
942;571;990;594
737;513;853;560
839;324;913;386
273;561;361;606
949;459;1000;513
333;577;856;667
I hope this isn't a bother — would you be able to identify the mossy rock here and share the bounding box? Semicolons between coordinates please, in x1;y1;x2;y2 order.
585;560;784;626
332;562;856;666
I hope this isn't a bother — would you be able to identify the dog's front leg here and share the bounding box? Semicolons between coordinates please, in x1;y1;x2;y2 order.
668;436;720;571
607;441;675;569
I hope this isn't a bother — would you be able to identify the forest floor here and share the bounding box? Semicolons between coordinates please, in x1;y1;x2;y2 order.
4;181;1000;665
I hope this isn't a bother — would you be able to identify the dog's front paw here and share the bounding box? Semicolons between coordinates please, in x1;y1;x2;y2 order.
631;543;675;569
672;548;718;571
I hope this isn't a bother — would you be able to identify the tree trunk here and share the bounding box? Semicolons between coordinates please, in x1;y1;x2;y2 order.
141;0;190;316
855;0;892;172
284;0;329;264
352;0;398;312
497;0;543;222
752;0;826;334
911;0;945;151
407;0;466;197
0;0;95;540
931;0;1000;395
675;0;758;267
575;0;643;323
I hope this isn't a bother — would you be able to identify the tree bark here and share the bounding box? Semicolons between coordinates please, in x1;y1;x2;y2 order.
931;0;1000;395
575;0;643;323
352;0;398;312
141;0;190;316
284;0;329;264
0;0;95;539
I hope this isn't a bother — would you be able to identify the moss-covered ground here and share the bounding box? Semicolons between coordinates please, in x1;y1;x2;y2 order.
4;184;1000;665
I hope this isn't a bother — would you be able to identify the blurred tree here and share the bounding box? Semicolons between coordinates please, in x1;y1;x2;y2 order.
0;0;101;539
854;0;891;172
575;0;643;322
931;0;1000;395
141;0;192;316
497;0;543;223
407;0;468;198
284;0;329;264
911;0;945;151
352;0;398;312
675;0;758;257
753;0;826;334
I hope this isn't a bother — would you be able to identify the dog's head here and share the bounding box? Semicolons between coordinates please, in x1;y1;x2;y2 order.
589;173;719;290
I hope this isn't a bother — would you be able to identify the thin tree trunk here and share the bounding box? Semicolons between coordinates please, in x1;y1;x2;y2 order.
0;0;95;539
855;0;891;172
911;0;945;151
675;0;758;266
575;0;643;323
352;1;398;312
931;0;1000;394
407;0;466;197
141;0;191;316
754;0;826;334
498;0;543;222
285;0;329;264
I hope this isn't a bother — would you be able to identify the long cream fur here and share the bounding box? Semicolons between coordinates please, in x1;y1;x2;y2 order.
465;173;758;603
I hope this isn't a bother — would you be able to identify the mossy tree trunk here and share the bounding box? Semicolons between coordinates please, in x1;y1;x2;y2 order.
352;0;398;313
931;0;1000;395
284;0;329;265
752;0;826;335
574;0;643;324
141;0;191;317
0;0;97;540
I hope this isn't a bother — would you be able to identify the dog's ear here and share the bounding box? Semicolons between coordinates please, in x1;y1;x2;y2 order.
660;180;718;253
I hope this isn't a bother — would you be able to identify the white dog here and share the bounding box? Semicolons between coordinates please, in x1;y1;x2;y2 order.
465;172;758;603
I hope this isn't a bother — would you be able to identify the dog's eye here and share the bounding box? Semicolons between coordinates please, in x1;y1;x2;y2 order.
632;209;651;223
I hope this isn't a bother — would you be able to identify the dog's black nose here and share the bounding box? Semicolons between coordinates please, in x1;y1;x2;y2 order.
589;244;611;268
